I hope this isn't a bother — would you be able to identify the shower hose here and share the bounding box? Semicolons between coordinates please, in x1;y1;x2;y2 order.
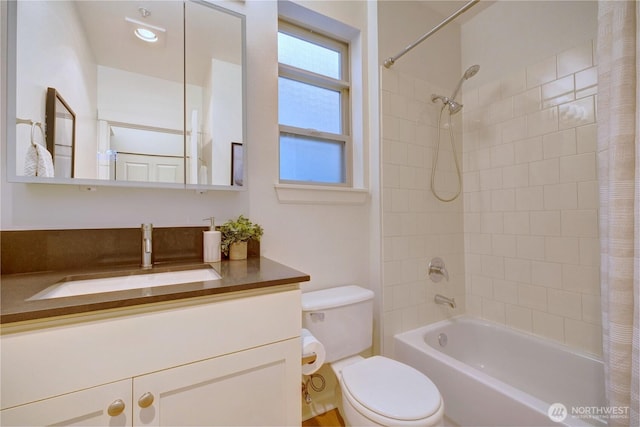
431;105;462;203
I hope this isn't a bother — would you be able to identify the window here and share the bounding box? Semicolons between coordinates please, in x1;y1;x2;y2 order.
278;21;351;185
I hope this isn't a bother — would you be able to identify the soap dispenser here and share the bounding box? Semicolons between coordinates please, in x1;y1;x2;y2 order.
203;217;221;262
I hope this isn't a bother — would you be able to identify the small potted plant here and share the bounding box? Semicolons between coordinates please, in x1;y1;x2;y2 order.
219;215;264;260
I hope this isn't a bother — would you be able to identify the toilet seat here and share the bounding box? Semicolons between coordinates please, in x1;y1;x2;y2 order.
340;356;443;425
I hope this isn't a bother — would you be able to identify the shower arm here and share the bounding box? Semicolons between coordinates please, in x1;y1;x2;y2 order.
383;0;479;68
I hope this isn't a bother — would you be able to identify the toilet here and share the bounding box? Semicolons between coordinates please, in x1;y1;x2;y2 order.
302;285;444;427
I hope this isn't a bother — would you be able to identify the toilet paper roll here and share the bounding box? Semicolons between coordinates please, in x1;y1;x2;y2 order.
301;328;326;375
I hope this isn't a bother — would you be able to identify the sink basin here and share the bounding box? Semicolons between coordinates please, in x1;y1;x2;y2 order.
29;268;222;300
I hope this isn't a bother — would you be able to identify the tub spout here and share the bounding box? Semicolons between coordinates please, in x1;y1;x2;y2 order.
435;294;456;309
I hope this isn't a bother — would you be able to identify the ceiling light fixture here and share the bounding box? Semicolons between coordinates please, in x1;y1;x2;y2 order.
125;17;166;44
134;27;158;43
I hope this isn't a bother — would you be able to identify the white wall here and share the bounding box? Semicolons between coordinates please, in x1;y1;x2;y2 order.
378;0;462;91
461;1;600;355
461;0;598;90
97;66;192;131
209;59;242;186
378;1;465;356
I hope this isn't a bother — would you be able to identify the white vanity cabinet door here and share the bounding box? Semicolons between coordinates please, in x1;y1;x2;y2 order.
133;338;300;426
0;379;132;427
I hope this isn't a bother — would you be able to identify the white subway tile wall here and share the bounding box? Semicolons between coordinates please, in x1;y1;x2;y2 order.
381;67;466;354
463;40;601;356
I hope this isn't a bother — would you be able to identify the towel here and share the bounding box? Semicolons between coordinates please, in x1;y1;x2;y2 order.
24;143;55;177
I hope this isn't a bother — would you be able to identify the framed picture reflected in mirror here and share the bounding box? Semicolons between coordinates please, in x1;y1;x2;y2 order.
45;87;75;178
231;142;243;186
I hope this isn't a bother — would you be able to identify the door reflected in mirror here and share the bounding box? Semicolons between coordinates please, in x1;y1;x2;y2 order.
11;0;245;188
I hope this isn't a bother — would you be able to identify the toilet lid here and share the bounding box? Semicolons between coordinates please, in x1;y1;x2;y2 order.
341;356;441;421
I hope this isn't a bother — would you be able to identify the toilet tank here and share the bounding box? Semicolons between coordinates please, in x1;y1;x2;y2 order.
301;285;375;363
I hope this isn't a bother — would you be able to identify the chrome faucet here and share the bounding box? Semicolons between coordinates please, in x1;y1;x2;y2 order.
434;294;456;309
428;257;449;282
141;223;153;269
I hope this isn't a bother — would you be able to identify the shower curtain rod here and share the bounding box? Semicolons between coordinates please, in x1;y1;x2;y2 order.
383;0;480;68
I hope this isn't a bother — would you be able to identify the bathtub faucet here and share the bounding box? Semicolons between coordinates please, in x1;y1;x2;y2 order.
434;294;456;309
428;257;449;282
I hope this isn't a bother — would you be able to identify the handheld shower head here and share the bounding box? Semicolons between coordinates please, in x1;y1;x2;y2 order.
431;65;480;115
449;64;480;103
463;64;480;80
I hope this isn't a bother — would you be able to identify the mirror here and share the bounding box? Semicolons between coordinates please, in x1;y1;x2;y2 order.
185;0;244;187
9;0;245;188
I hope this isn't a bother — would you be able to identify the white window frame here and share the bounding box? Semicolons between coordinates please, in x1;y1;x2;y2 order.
278;20;352;187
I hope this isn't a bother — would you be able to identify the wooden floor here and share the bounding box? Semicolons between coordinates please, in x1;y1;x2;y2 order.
302;409;345;427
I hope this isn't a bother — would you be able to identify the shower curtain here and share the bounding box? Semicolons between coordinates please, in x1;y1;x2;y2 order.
596;1;640;426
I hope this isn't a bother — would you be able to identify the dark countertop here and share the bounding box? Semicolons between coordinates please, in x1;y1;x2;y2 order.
0;257;310;324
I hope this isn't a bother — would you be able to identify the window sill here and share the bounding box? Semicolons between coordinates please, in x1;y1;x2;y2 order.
274;183;369;205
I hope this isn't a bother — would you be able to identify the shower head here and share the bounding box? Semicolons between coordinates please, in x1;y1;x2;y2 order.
449;64;480;103
431;94;463;115
463;64;480;80
432;64;480;115
447;100;463;114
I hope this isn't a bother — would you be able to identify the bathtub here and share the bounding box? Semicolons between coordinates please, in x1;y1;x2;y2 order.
394;317;605;427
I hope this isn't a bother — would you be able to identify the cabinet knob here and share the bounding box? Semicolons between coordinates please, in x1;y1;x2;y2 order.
138;392;155;408
107;399;126;417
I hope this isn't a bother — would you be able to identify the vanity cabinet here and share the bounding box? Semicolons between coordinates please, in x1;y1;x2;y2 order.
0;379;132;426
0;286;301;426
